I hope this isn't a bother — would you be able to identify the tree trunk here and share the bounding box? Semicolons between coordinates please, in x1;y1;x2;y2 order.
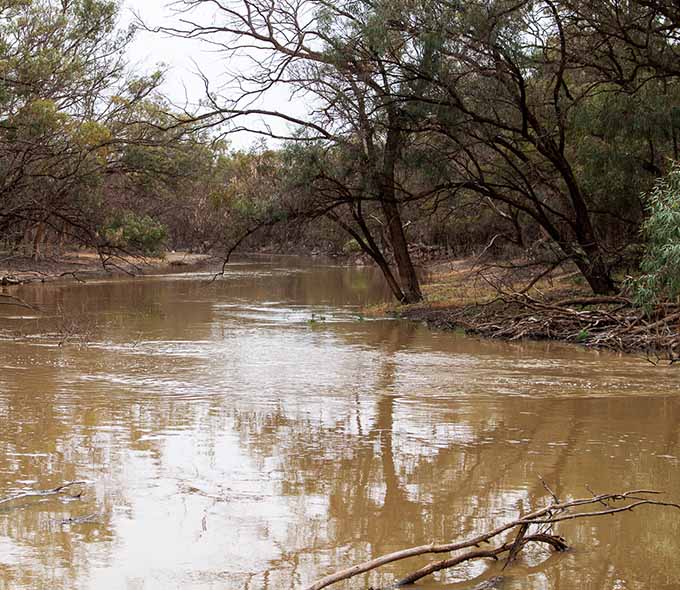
381;197;422;303
373;250;407;303
573;252;617;295
548;148;617;295
380;122;423;304
326;210;407;303
32;222;45;261
529;203;616;296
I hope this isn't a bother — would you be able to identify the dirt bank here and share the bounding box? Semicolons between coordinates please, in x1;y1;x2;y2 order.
396;258;680;362
0;251;213;285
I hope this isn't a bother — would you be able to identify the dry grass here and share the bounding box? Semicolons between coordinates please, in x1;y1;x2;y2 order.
374;257;592;315
381;257;679;361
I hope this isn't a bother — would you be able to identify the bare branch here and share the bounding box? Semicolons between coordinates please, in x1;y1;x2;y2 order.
305;489;679;590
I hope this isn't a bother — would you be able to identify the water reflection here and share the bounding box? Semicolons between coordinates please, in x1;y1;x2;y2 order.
0;257;679;590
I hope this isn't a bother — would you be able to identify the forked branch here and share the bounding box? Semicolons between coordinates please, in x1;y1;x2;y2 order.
305;489;680;590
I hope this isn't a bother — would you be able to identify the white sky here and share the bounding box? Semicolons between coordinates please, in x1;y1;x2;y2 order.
122;0;308;149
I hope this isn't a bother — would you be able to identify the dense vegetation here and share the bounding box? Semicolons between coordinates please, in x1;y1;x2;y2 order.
0;0;234;264
2;0;679;304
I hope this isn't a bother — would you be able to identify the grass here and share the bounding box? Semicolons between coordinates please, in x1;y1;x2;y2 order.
367;258;593;317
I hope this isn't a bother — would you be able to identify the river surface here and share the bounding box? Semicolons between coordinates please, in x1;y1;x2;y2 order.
0;258;679;590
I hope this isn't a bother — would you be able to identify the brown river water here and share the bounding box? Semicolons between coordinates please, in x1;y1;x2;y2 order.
0;257;679;590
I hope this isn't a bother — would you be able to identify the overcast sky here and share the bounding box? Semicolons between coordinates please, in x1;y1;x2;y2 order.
122;0;307;149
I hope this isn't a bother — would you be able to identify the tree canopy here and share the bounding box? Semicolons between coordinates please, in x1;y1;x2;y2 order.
2;0;679;303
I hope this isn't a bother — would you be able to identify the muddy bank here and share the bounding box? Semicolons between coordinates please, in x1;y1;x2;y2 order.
0;251;213;285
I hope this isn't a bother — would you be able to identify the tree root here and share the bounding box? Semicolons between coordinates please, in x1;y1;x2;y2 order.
305;489;680;590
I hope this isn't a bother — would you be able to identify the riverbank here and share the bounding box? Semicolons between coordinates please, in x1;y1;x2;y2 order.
395;259;680;362
4;251;678;360
0;251;213;285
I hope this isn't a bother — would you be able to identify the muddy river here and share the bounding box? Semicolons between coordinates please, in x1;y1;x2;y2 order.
0;258;678;590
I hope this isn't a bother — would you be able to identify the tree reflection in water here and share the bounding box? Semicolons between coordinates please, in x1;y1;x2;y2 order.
0;261;679;590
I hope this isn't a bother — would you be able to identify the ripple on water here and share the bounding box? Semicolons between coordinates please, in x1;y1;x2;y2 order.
1;263;680;590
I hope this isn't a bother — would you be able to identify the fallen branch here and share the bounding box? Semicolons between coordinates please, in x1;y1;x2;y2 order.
0;481;88;508
552;296;631;307
305;489;680;590
395;533;568;586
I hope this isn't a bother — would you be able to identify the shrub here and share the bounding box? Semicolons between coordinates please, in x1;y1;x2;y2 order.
103;211;167;257
634;163;680;307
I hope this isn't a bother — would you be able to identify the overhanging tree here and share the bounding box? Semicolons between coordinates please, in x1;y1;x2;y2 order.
380;0;679;294
158;0;447;303
0;0;212;261
158;0;680;298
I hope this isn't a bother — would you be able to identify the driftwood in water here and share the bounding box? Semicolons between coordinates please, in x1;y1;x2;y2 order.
306;488;680;590
0;481;87;508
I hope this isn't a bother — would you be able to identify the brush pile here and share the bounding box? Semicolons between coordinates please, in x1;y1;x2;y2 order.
407;293;680;361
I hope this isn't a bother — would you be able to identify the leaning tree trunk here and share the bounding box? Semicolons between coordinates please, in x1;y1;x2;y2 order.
380;123;423;304
528;182;616;296
573;250;616;295
550;235;616;296
381;197;422;303
326;210;407;303
554;153;617;295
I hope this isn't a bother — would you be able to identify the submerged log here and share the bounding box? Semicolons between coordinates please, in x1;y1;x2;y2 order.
306;488;680;590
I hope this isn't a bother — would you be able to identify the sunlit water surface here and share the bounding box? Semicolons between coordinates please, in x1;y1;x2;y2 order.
0;257;679;590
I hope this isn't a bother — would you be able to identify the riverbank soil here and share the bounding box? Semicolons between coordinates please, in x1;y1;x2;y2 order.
0;250;213;285
397;258;680;360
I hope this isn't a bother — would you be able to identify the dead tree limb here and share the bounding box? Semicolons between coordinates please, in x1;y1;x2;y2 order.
305;489;680;590
423;292;680;361
395;533;568;586
0;481;88;508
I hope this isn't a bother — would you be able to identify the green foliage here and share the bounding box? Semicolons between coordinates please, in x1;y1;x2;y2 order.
4;0;680;288
342;239;362;254
103;211;167;257
222;148;288;221
0;0;223;258
634;164;680;307
570;81;680;220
